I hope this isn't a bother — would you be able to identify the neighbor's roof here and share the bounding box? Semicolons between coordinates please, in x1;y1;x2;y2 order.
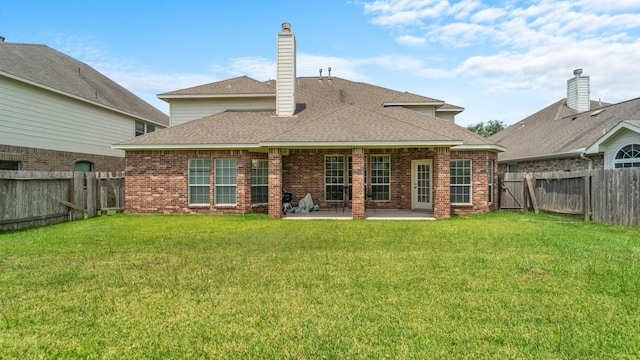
0;42;169;126
490;97;640;162
115;76;501;151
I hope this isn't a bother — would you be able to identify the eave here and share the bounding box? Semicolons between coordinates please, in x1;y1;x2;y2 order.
158;93;275;101
451;144;505;152
497;150;586;164
113;140;465;151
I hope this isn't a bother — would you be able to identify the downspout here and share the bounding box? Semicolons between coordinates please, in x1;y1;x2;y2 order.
580;150;593;170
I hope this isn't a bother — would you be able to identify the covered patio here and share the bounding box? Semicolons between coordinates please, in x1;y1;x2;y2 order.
281;208;435;220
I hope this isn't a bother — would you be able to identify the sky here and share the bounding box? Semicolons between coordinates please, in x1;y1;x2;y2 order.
2;0;640;127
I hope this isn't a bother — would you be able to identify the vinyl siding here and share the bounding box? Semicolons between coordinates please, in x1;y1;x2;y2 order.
0;76;137;157
602;129;640;169
169;97;276;126
402;105;436;117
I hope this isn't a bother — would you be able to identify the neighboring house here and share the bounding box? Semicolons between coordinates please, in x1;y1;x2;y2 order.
490;69;640;173
0;39;169;172
114;23;504;219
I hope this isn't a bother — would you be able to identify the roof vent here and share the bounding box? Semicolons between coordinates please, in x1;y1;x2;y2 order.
0;36;5;43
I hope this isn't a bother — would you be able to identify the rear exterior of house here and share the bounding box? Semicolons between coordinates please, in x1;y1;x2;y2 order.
0;41;169;172
490;70;640;174
115;23;503;219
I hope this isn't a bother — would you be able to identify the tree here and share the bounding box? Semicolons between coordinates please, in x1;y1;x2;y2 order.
466;119;506;137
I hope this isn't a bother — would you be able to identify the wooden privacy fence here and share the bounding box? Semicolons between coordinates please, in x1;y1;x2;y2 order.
500;168;640;227
0;170;124;231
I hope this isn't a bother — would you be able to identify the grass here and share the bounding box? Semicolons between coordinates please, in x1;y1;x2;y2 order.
1;211;639;359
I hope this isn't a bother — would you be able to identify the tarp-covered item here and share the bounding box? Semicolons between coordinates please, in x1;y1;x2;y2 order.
298;193;316;213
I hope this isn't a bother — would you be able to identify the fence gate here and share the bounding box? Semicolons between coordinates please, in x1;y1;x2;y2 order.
499;172;525;211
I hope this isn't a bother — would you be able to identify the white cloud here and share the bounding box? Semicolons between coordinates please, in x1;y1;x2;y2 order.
396;35;426;46
470;7;506;23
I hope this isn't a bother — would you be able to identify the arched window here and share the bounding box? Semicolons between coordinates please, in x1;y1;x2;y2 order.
614;144;640;168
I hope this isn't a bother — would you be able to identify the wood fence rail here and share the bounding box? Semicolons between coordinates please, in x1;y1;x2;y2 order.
500;168;640;227
0;170;124;231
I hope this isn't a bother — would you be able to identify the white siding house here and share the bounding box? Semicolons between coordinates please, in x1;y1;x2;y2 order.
0;41;169;171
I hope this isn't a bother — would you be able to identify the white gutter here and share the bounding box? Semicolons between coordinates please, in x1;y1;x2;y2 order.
451;144;506;152
112;143;261;150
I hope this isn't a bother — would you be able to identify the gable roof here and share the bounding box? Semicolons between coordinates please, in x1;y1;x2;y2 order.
0;42;169;126
115;76;502;151
158;75;276;98
488;98;632;162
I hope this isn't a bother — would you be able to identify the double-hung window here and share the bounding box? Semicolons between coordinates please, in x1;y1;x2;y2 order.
325;155;345;201
488;160;494;203
251;159;269;204
370;154;390;201
450;159;472;204
215;159;237;205
189;159;210;205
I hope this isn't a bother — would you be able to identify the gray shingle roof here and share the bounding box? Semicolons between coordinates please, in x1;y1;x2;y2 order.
159;76;276;96
0;42;169;126
117;76;499;149
490;97;639;162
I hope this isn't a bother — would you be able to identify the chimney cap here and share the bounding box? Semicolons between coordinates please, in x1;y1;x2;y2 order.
573;68;583;76
281;22;291;33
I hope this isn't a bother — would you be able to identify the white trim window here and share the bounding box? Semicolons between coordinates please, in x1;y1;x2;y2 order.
325;155;345;201
488;160;494;203
370;154;390;201
614;143;640;168
251;159;269;204
188;159;210;205
135;120;156;137
215;158;237;205
450;159;472;204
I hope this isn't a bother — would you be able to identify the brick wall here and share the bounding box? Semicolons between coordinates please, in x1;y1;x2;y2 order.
449;150;499;214
125;147;498;217
0;144;124;172
497;155;604;174
125;150;256;214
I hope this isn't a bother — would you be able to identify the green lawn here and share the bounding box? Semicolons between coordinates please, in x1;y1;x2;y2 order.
1;212;639;359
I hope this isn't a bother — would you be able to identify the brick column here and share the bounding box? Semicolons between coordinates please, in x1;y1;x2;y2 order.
268;148;283;218
236;151;252;213
433;147;451;219
351;148;365;219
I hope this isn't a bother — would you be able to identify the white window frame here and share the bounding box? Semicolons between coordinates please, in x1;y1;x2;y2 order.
370;154;390;201
488;160;494;204
251;159;269;205
215;158;237;205
325;155;345;201
188;159;210;205
135;120;156;137
613;143;640;168
450;159;472;205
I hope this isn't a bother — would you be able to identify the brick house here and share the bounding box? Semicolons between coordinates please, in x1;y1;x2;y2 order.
0;39;168;172
490;69;640;174
114;23;504;219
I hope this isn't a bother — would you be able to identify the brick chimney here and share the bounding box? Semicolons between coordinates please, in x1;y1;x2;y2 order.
276;22;296;116
567;68;590;112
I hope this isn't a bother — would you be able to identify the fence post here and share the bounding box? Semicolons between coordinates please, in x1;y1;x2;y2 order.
584;172;591;221
99;173;108;216
72;172;85;220
86;172;97;218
